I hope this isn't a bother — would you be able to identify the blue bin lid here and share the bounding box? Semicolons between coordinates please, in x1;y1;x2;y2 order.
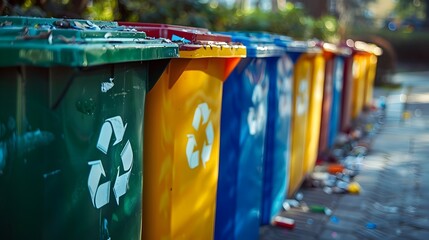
220;32;285;58
273;36;321;54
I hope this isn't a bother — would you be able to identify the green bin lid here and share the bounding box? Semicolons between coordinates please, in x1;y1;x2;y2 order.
0;17;179;67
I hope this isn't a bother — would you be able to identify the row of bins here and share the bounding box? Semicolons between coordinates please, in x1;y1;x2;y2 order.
0;16;381;240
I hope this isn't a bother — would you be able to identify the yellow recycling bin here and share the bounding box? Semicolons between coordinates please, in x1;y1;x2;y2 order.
351;51;369;119
119;22;245;240
288;42;322;197
302;46;326;177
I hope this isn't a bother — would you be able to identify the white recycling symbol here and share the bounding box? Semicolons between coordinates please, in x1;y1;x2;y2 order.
88;116;133;209
247;84;266;135
186;103;214;169
296;79;309;116
334;60;344;92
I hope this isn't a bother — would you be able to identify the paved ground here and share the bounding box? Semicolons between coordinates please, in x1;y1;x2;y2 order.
260;71;429;239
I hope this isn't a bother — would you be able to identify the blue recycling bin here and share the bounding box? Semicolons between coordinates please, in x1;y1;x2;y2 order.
327;47;351;148
215;32;284;240
260;36;311;225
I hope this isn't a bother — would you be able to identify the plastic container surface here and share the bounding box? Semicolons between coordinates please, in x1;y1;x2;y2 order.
302;47;325;177
287;42;322;197
119;22;246;240
260;36;298;225
350;41;382;120
340;46;355;133
318;44;351;153
327;55;346;148
215;32;286;240
0;16;178;240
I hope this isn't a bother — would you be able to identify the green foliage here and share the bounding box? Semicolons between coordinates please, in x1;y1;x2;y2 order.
313;15;339;43
394;0;426;20
1;0;340;42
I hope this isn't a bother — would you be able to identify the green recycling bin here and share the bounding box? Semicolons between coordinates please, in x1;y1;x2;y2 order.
0;16;178;240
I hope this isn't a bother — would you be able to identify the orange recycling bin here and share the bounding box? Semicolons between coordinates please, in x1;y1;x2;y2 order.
288;42;322;197
363;45;382;108
350;41;382;120
119;22;245;240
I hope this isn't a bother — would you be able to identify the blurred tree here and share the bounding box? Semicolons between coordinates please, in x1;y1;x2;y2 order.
394;0;426;29
333;0;376;39
0;0;340;41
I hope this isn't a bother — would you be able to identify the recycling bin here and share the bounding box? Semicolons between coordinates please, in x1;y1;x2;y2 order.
327;46;351;148
363;44;382;108
260;35;300;225
317;43;335;155
302;44;325;177
345;40;382;123
318;43;351;154
119;22;246;240
0;16;178;240
340;42;355;133
287;41;322;197
350;49;369;120
214;32;284;240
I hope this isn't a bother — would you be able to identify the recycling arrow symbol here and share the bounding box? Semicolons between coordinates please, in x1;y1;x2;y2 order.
247;84;266;135
186;103;214;169
88;116;133;209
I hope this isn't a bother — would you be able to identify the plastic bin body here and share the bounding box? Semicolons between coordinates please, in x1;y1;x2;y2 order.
0;17;178;240
363;54;378;107
318;48;335;154
351;53;369;119
340;50;354;132
214;33;286;240
327;56;346;148
119;22;245;240
260;36;296;225
260;55;294;225
288;52;314;197
302;52;325;177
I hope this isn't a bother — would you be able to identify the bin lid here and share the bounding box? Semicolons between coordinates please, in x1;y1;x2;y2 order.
345;39;382;56
118;22;246;58
274;37;322;54
220;32;285;58
318;42;352;56
0;17;179;67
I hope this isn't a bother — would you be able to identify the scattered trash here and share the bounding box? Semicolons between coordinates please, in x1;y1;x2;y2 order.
327;164;344;174
284;199;300;208
324;208;333;216
312;172;329;181
373;202;398;214
366;222;377;229
402;111;411;120
272;216;295;229
396;228;402;235
282;202;291;211
330;216;339;224
306;218;314;225
300;202;309;212
309;205;325;213
347;182;361;194
323;186;333;194
295;192;304;201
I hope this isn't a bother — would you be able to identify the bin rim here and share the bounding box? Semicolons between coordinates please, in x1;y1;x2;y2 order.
317;41;352;56
219;32;286;58
118;22;246;58
0;16;120;30
0;25;179;67
344;39;383;56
